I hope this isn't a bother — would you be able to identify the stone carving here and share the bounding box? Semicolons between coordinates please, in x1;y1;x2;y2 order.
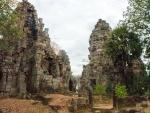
0;1;72;96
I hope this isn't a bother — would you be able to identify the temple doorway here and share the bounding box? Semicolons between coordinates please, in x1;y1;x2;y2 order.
90;79;96;88
69;79;73;91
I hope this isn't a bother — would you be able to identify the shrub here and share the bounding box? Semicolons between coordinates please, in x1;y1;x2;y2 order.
115;84;128;98
93;84;106;95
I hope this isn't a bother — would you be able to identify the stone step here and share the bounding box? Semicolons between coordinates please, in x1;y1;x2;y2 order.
92;106;113;110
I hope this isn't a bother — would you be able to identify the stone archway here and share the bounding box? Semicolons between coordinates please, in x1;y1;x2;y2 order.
90;79;96;88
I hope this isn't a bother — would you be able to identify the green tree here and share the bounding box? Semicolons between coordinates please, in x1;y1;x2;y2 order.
0;0;23;50
124;0;150;60
124;0;150;97
124;0;150;36
105;25;143;107
106;25;143;86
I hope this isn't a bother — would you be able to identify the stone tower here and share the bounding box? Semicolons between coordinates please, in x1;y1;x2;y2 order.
81;19;113;88
0;1;72;96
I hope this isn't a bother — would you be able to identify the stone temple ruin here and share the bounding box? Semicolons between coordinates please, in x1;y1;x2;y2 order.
80;19;143;92
81;19;113;89
0;1;72;96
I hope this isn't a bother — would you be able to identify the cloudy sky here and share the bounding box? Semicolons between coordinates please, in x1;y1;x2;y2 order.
26;0;128;75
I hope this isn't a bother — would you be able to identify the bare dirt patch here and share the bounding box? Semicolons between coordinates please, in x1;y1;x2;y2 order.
46;94;77;113
0;98;51;113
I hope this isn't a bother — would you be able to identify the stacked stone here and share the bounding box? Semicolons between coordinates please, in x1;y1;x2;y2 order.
0;0;72;96
81;19;113;88
0;52;17;96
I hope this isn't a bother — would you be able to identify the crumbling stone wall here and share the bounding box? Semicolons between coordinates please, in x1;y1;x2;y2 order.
0;0;72;96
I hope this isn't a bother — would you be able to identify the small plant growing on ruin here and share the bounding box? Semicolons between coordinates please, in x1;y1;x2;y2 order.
114;84;128;109
93;84;106;95
115;84;127;98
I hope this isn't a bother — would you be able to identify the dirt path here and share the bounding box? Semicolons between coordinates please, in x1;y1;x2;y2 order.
0;94;93;113
0;94;80;113
46;94;78;113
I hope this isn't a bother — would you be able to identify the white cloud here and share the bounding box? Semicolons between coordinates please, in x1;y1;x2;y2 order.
25;0;128;75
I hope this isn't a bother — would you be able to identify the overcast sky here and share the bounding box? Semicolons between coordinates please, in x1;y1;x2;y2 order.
26;0;128;75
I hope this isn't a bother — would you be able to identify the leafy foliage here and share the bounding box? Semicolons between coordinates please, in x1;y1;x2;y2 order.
105;25;143;61
93;84;106;95
105;25;144;96
119;0;150;97
124;0;150;58
124;0;150;37
145;42;150;58
115;84;127;98
0;0;23;50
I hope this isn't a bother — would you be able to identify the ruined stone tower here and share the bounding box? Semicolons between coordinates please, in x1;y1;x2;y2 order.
81;19;143;95
0;1;72;96
81;19;113;88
